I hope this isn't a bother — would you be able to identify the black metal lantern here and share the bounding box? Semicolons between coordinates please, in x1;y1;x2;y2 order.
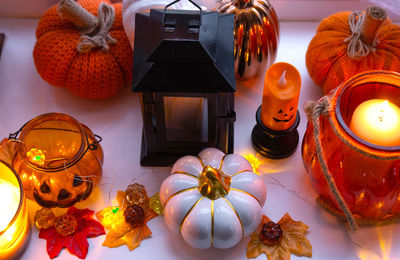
132;1;236;166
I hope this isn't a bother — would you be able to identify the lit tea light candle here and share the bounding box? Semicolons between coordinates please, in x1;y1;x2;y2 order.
350;99;400;146
0;161;30;258
261;62;301;131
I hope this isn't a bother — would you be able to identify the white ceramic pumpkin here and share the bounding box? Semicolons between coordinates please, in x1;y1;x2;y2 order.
160;148;266;249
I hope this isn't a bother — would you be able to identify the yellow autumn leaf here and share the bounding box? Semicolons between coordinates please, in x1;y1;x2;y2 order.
247;214;312;260
116;190;128;210
97;188;157;251
124;225;152;251
278;213;312;257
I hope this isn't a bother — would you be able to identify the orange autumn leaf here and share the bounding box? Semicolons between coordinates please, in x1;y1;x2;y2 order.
96;188;157;251
116;190;129;210
247;214;312;260
101;216;152;251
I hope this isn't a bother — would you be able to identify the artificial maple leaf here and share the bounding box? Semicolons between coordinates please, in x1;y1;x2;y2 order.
38;207;105;259
247;213;312;260
100;210;153;250
96;189;157;251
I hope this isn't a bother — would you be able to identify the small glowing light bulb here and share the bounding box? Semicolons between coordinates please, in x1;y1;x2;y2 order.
27;148;45;166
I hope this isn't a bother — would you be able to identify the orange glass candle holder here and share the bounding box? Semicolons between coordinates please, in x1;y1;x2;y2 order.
10;113;103;208
302;70;400;226
0;160;30;259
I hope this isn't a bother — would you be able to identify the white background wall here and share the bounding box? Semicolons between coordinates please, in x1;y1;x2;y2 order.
1;0;400;21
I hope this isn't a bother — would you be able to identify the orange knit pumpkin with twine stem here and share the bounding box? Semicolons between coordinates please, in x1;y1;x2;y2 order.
306;6;400;94
33;0;132;99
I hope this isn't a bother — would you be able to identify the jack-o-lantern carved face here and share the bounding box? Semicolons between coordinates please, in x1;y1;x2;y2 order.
273;106;295;123
32;172;94;208
15;145;103;208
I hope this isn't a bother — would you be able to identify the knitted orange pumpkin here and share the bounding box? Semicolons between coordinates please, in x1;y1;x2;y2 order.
33;0;133;99
306;6;400;94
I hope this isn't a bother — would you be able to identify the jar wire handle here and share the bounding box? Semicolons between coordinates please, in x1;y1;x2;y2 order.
88;134;102;150
8;122;28;140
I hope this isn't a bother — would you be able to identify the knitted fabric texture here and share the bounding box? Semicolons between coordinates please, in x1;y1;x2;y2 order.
305;6;400;95
33;0;133;99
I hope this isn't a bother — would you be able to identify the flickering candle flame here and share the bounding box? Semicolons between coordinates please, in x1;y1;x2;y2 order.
350;99;400;146
278;70;287;87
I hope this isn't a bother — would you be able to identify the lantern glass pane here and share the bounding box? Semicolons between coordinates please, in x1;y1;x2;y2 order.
164;97;208;143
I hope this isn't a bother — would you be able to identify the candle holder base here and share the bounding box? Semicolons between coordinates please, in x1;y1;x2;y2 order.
251;106;300;159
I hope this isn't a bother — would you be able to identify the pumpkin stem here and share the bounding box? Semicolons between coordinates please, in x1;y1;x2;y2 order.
360;6;387;46
57;0;117;53
345;6;387;59
57;0;98;35
234;0;254;9
198;166;231;200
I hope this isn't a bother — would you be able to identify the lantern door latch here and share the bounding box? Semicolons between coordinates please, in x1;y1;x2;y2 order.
144;103;156;113
216;110;236;122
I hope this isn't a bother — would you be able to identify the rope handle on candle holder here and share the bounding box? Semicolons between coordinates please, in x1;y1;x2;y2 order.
304;94;358;232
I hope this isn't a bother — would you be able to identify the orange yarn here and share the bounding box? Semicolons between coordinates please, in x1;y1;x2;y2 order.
33;0;132;99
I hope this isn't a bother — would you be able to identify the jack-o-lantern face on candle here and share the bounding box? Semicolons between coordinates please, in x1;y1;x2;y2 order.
273;107;295;123
261;62;301;131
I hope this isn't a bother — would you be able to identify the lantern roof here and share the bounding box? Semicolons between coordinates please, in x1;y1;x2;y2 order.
132;9;236;93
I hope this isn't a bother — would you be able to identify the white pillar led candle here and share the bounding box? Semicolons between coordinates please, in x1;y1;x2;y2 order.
350;99;400;146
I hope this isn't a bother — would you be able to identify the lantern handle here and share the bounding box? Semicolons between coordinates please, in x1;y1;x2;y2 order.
162;0;202;26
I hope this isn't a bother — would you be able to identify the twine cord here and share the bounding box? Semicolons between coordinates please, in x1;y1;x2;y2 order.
344;6;387;59
58;0;117;53
304;96;358;232
344;12;370;59
78;3;117;53
317;197;400;226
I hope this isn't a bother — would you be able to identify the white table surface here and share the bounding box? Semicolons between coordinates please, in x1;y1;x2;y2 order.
0;18;399;260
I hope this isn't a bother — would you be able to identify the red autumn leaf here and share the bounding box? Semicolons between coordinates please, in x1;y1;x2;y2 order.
39;207;105;259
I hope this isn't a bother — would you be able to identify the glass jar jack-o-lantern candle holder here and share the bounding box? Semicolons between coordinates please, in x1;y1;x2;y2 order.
302;71;400;229
10;113;103;208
